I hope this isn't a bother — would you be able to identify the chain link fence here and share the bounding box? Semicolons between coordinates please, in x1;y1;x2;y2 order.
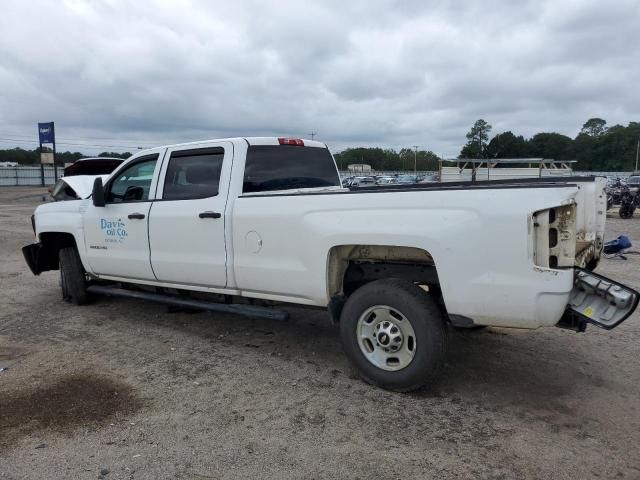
0;166;65;186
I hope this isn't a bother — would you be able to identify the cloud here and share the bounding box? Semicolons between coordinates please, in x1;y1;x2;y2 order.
0;0;638;156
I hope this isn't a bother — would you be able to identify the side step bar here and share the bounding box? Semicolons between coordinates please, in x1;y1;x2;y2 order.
86;285;289;321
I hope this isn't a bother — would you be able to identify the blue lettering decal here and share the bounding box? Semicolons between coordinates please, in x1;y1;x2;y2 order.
99;218;128;243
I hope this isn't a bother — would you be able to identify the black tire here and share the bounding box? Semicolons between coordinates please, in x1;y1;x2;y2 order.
339;279;448;392
59;247;89;305
619;205;634;219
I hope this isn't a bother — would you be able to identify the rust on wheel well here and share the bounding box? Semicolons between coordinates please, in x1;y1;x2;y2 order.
327;245;438;298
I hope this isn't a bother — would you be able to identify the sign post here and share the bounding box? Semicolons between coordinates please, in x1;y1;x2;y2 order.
38;122;56;185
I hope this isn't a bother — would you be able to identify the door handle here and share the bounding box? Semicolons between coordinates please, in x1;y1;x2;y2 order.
199;211;222;219
128;213;146;220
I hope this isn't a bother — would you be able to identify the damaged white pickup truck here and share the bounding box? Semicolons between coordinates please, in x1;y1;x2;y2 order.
23;137;639;391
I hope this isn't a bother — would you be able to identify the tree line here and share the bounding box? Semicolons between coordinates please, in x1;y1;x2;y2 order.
333;147;440;172
460;118;640;171
1;117;638;172
0;148;131;165
333;118;640;173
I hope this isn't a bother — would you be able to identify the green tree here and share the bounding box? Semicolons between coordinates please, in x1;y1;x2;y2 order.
527;133;573;160
333;147;439;172
98;151;132;159
572;133;596;170
485;131;528;158
460;119;492;158
580;118;608;137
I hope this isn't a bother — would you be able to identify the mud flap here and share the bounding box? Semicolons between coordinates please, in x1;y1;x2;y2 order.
559;268;639;331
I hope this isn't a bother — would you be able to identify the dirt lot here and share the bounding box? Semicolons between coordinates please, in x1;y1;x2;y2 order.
1;186;640;480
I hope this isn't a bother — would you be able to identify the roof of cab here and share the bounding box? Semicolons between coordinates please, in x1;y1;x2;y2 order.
141;137;326;152
125;137;329;164
245;137;326;148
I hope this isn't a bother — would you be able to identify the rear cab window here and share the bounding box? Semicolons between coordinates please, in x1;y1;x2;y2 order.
243;145;341;193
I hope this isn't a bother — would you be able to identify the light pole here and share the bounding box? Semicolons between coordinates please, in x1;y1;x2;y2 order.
413;145;419;174
635;138;639;172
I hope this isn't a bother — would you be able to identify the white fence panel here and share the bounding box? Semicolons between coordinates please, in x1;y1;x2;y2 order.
0;166;64;186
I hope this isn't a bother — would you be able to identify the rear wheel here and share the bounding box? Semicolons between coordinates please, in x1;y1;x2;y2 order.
59;247;89;305
339;279;447;392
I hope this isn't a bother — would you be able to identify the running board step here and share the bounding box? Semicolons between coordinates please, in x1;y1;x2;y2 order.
86;285;289;321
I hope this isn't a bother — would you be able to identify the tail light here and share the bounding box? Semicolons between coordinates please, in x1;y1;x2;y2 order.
278;138;304;146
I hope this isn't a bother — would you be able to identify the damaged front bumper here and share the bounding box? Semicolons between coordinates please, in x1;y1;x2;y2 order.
558;268;639;332
22;242;58;275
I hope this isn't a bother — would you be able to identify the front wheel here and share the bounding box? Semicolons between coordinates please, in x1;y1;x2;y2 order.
339;279;448;392
59;247;89;305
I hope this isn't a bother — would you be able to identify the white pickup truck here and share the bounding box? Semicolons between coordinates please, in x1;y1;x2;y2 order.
23;137;639;391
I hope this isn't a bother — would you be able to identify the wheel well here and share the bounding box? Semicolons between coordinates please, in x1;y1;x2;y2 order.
38;232;78;271
327;244;439;296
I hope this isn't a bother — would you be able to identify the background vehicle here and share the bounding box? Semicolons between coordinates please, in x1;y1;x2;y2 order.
626;175;640;190
64;157;124;176
50;157;125;201
22;137;638;392
350;176;377;187
418;174;438;183
395;174;418;184
375;176;398;185
619;188;640;218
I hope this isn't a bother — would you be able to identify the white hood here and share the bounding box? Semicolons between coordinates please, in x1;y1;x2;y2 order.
59;174;109;199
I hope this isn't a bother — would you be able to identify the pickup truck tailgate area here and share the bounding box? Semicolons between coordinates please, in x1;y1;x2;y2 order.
564;268;639;330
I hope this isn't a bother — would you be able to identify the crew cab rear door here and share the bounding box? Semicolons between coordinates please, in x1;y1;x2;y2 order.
148;142;233;288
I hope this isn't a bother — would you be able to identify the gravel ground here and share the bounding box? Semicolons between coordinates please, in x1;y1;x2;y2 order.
1;186;640;480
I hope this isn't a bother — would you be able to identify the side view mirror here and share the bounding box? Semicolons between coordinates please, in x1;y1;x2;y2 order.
92;177;106;207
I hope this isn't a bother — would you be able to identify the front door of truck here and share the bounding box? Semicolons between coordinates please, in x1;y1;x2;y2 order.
148;142;232;288
82;152;163;280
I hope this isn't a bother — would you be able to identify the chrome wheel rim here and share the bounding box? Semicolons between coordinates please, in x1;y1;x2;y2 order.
356;305;417;371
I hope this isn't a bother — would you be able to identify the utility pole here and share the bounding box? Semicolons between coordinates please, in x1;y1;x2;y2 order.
413;146;419;174
308;131;317;140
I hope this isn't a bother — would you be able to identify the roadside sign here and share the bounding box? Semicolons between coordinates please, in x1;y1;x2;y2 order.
37;121;57;184
38;122;55;144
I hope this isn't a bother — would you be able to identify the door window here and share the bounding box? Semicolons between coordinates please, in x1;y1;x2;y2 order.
162;148;223;200
107;156;158;203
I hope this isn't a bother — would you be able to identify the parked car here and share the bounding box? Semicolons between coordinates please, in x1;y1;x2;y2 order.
395;174;418;184
350;176;377;187
64;157;124;176
376;176;398;185
626;175;640;190
418;175;438;183
23;136;638;392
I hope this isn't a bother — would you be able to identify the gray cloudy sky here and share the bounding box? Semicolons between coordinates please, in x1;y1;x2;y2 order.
0;0;638;156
